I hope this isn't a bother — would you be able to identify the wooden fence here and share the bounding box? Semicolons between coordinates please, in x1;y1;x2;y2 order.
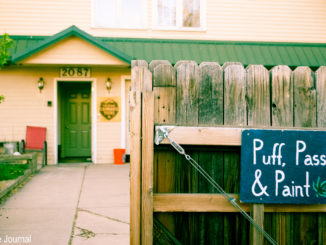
130;60;326;245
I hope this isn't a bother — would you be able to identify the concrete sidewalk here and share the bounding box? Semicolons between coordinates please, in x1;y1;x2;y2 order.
0;164;130;245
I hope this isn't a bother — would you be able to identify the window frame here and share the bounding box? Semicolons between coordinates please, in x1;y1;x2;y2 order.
91;0;148;29
152;0;206;31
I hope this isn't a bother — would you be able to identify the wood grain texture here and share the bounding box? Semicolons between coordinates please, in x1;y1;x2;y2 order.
224;63;247;126
153;194;326;213
175;60;199;126
293;66;316;128
154;194;249;212
250;204;265;245
175;61;199;245
293;66;318;245
316;66;326;245
149;60;171;73
153;63;176;124
141;92;154;245
131;65;152;92
316;66;326;128
159;126;242;146
152;60;177;240
246;65;270;126
129;89;142;245
224;62;248;244
271;65;293;127
198;62;223;126
246;65;270;245
270;65;293;245
130;61;151;245
131;60;148;68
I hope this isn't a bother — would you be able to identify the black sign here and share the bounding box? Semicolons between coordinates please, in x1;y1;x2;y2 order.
240;129;326;204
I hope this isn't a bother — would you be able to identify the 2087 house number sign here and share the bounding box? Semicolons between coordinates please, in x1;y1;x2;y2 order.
240;129;326;204
60;67;91;78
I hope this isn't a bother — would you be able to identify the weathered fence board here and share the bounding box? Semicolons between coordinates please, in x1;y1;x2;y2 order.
131;60;326;245
152;61;178;244
246;65;270;126
130;62;153;245
293;67;316;127
198;62;223;126
316;66;326;245
153;64;176;124
175;61;200;245
224;63;246;126
317;66;326;128
293;66;318;245
142;91;154;245
246;64;270;245
271;65;293;127
223;63;248;244
270;65;293;245
197;62;224;245
175;61;199;126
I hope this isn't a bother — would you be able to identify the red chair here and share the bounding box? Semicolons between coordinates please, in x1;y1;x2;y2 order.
21;126;47;167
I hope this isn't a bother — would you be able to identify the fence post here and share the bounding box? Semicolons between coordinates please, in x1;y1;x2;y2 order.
130;60;150;245
141;91;154;245
141;65;154;244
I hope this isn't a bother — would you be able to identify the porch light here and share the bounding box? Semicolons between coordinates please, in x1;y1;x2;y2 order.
106;78;112;93
38;77;45;92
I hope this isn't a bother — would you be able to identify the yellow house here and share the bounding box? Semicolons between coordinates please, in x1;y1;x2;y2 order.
1;0;326;164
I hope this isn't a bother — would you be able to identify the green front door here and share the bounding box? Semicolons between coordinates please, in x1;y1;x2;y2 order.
61;83;91;157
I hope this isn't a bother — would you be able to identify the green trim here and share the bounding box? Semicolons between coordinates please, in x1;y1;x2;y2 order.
9;34;326;48
6;27;326;67
8;36;46;40
10;26;132;64
99;36;326;48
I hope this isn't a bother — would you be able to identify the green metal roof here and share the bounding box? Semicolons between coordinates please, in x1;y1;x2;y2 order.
6;25;326;67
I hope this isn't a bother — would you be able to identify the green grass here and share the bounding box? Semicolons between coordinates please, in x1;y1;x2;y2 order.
0;163;29;181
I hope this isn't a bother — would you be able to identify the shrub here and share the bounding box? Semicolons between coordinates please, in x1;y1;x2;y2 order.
0;163;29;181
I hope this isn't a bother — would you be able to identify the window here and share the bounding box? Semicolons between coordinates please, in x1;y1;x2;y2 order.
154;0;204;29
93;0;146;28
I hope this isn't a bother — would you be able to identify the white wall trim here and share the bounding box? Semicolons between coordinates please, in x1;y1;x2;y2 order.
53;80;58;164
120;75;131;149
53;78;97;164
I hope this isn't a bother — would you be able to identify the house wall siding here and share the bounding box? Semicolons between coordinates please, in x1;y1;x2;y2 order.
0;0;325;43
0;67;55;163
0;66;130;164
21;37;128;65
